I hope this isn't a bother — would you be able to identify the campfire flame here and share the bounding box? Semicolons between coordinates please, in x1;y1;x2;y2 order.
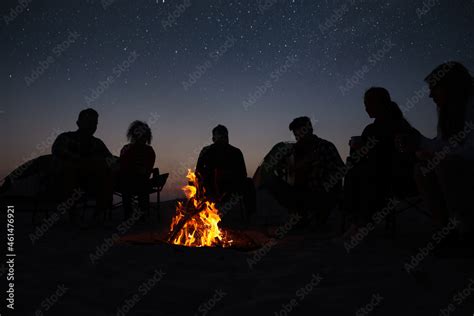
168;169;231;247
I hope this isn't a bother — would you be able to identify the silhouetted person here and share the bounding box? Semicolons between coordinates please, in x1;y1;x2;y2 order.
196;125;255;220
119;121;156;219
343;88;417;237
288;116;345;228
399;62;474;247
52;108;114;219
196;125;247;198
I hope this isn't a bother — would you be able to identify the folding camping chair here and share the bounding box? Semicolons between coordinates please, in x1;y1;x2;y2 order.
62;168;168;224
111;168;169;221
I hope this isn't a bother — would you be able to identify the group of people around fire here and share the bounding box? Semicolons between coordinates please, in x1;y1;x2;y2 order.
50;61;474;252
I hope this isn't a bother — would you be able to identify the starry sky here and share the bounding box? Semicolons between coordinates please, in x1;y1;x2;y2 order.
1;0;473;199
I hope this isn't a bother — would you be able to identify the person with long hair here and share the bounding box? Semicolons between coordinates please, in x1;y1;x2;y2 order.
400;62;474;248
343;87;417;238
119;120;156;219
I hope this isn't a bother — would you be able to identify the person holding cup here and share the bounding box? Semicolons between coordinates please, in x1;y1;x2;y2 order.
343;87;417;238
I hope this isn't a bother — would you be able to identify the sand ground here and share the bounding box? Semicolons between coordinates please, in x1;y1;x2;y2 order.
4;198;474;316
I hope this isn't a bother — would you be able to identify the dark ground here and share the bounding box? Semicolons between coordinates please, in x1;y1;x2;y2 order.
3;198;474;316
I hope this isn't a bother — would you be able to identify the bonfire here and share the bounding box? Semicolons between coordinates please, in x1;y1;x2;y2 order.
168;169;232;247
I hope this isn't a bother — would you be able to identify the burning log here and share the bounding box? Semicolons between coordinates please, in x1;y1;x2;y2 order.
167;200;207;243
168;170;232;248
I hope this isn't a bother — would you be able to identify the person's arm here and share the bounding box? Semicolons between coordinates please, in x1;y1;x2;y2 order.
446;101;474;159
361;124;376;143
196;148;206;176
327;143;345;175
119;145;131;170
417;131;444;153
323;142;345;191
418;123;474;160
195;146;212;192
96;139;113;159
418;98;474;159
444;122;474;160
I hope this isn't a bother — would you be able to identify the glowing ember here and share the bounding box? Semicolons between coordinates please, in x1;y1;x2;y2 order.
168;169;232;247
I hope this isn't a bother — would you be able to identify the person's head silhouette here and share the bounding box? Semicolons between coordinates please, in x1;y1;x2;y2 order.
425;62;473;138
364;87;403;120
127;120;152;145
212;124;229;144
425;61;472;108
77;108;99;136
289;116;313;142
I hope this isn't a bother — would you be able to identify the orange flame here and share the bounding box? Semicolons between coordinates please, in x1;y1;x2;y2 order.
169;169;231;247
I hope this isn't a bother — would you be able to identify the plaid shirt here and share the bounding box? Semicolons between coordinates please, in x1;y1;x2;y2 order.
294;135;345;193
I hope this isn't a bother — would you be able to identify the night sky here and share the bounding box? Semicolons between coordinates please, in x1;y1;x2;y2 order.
1;0;473;199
